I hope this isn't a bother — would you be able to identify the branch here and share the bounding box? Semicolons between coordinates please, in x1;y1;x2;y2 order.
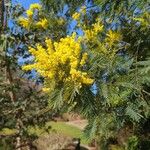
142;90;150;96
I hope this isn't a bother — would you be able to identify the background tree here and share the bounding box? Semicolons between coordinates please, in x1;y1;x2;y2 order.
0;1;52;149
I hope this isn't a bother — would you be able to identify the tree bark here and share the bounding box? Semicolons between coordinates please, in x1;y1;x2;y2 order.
0;0;4;27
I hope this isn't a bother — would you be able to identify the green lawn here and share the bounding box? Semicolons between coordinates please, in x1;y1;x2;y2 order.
0;128;16;136
0;121;89;145
49;122;89;145
28;121;89;145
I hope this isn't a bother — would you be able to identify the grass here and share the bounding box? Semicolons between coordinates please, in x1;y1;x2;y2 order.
49;122;89;145
0;128;16;136
28;121;90;145
0;121;89;145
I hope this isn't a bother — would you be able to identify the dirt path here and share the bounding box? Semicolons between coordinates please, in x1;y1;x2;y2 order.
65;119;88;130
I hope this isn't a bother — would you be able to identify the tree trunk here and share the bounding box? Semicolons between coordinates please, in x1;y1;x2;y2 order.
16;137;21;150
95;140;101;150
0;0;4;28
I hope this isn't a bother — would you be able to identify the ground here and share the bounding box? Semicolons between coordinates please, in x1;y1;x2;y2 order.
0;119;95;150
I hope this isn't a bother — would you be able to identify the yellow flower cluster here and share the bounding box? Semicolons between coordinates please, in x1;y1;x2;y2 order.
23;33;94;90
70;69;93;86
84;20;103;40
26;3;42;18
72;12;81;20
18;3;48;30
36;18;48;29
81;19;122;58
106;30;122;46
26;9;33;17
18;17;29;28
72;5;86;21
71;9;122;59
29;3;42;10
42;87;50;92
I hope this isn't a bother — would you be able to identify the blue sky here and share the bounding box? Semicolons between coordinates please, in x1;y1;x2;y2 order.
11;0;40;65
12;0;40;8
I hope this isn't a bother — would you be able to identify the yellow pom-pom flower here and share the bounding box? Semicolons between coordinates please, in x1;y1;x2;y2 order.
26;9;33;17
72;12;81;20
106;30;122;46
18;17;29;28
29;3;42;10
36;18;48;29
23;33;94;89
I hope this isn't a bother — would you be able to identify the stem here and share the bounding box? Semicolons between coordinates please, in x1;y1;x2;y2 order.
0;0;4;30
16;137;21;150
142;90;150;96
5;59;16;103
